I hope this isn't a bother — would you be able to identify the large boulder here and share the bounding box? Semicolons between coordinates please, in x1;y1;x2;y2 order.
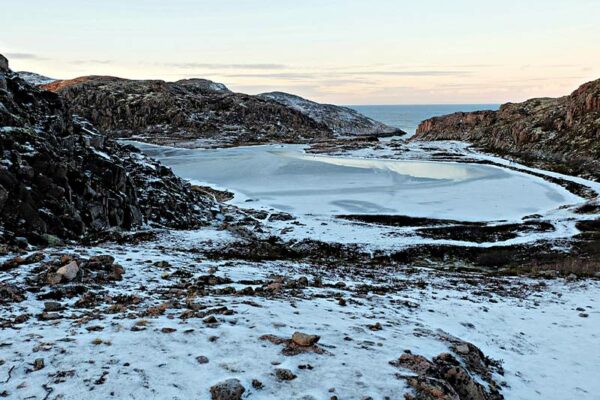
209;379;245;400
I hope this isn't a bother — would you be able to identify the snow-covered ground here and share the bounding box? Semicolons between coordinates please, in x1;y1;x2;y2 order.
1;229;598;400
2;140;598;400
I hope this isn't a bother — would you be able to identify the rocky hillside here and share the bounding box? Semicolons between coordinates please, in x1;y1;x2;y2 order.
414;79;600;179
0;54;217;247
42;76;334;146
259;91;404;137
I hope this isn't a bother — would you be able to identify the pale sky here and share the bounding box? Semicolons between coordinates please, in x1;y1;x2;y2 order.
1;0;599;105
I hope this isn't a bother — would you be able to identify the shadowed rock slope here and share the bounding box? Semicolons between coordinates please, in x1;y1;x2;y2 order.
414;79;600;180
0;54;217;247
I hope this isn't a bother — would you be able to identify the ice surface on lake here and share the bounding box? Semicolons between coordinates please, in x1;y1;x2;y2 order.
132;143;581;222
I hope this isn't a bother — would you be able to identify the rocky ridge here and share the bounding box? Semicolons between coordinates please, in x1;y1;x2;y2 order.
414;79;600;179
42;76;401;147
259;91;404;137
0;54;218;247
42;76;334;146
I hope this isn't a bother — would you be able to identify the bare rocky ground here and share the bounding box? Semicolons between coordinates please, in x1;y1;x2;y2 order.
1;226;599;400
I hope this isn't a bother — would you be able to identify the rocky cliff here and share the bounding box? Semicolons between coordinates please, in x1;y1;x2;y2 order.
414;79;600;179
0;54;217;247
42;76;334;146
259;91;404;137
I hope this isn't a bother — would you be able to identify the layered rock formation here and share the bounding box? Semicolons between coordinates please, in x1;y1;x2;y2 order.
0;54;217;246
414;79;600;179
259;91;404;137
42;76;333;146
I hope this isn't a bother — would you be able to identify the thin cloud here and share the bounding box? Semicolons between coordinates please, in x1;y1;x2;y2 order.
167;62;288;70
69;59;113;65
223;70;472;80
344;70;473;77
4;52;47;60
223;72;315;80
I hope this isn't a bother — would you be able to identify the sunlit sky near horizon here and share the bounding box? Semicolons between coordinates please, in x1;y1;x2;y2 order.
2;0;599;105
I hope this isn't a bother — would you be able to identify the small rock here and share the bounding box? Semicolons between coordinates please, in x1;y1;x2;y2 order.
44;301;63;312
56;261;79;281
292;331;320;347
275;368;297;381
196;356;209;364
39;312;61;321
579;313;589;318
33;358;44;371
251;379;264;389
153;261;171;269
210;379;245;400
367;322;382;331
47;273;63;285
454;344;470;354
161;327;177;333
204;315;218;324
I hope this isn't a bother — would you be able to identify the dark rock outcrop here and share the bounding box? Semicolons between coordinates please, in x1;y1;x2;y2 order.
259;91;404;137
414;79;600;179
42;76;334;146
0;54;217;246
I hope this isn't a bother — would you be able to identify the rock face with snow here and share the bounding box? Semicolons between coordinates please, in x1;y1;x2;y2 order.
414;79;600;179
42;76;333;146
259;91;405;137
0;54;217;246
16;71;56;86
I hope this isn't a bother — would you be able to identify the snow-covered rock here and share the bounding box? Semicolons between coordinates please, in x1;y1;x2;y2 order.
16;71;56;85
259;91;405;137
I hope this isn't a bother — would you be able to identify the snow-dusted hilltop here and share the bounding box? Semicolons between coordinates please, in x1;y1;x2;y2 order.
16;71;55;85
260;91;405;137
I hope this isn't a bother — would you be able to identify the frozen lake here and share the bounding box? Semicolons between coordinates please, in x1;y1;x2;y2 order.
131;143;581;222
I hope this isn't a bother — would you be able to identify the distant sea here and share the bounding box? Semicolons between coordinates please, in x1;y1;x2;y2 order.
349;104;499;136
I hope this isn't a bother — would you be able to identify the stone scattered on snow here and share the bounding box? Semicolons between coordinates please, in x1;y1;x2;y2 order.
291;331;320;347
209;378;245;400
56;261;79;281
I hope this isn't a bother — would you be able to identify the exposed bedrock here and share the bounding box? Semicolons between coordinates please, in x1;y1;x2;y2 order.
414;79;600;180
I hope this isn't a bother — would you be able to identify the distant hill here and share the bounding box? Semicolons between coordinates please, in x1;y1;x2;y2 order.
259;91;404;137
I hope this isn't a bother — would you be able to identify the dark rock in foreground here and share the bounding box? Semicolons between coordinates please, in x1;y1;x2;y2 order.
414;79;600;180
0;54;217;246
